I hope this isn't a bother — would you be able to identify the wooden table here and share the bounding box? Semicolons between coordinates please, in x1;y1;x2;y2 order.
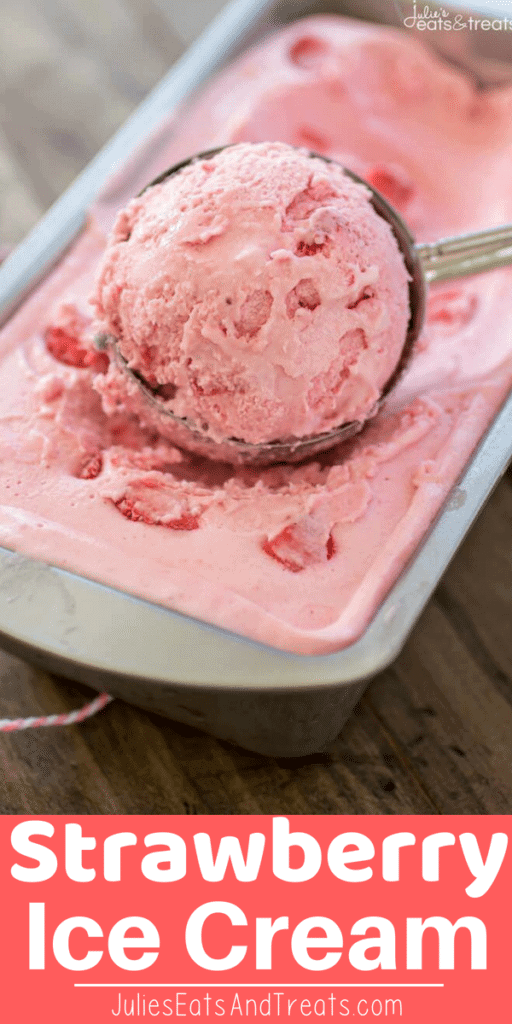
0;0;511;815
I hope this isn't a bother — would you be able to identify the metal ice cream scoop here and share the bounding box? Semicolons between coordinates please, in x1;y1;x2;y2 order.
96;146;512;465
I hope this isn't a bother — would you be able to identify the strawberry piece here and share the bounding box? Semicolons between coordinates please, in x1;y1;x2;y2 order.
114;497;154;526
286;278;321;319
78;454;103;480
295;239;327;257
45;326;109;373
326;533;336;561
427;289;478;331
366;166;414;209
166;513;200;531
114;496;199;531
347;288;374;310
263;521;336;572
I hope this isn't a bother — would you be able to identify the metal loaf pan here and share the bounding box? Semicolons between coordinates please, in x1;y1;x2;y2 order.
0;0;511;757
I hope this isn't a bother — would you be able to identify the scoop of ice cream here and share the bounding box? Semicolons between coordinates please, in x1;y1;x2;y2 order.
92;142;409;446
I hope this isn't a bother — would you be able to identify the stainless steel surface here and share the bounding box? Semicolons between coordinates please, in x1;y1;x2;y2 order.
0;0;511;755
418;225;512;283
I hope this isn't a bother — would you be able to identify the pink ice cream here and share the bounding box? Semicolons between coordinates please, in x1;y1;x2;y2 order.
0;16;512;654
92;142;409;446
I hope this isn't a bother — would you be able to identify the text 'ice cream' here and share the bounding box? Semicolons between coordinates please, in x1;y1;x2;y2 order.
0;16;512;654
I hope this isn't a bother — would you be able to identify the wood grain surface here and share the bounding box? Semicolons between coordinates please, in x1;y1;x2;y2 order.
0;0;511;815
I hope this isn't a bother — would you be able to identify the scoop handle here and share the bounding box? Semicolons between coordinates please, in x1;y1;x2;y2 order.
416;225;512;283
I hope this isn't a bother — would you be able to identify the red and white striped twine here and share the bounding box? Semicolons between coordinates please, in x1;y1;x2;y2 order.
0;692;114;732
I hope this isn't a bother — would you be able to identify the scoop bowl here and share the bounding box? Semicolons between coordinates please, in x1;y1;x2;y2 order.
96;146;512;465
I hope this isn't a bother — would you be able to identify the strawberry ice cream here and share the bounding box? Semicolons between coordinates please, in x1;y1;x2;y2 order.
0;15;512;655
92;142;409;447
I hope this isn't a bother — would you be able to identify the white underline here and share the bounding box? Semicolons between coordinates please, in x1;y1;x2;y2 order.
75;983;444;989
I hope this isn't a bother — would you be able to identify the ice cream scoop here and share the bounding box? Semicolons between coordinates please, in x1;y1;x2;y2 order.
93;143;512;465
